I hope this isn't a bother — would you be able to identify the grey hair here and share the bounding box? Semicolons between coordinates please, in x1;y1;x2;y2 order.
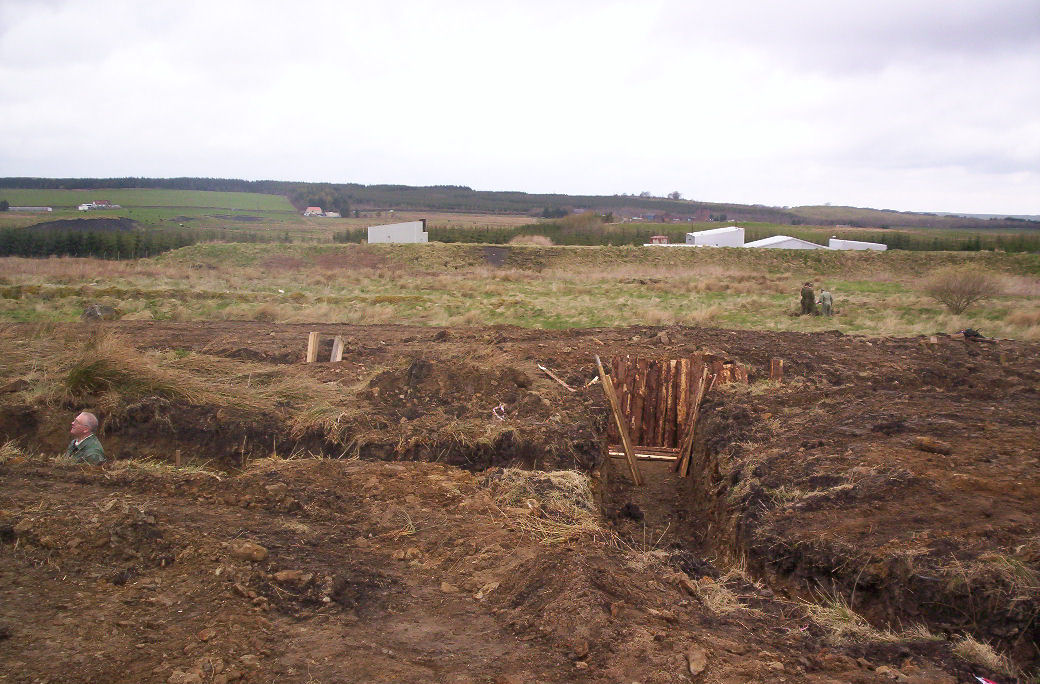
78;411;99;432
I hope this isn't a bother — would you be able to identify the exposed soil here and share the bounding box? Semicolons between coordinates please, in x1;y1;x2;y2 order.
1;321;1038;682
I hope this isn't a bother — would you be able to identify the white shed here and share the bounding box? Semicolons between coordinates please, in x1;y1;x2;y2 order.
744;235;828;250
828;237;887;251
685;225;744;247
367;220;429;244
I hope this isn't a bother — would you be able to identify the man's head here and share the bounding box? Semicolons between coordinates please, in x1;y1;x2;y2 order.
70;411;98;440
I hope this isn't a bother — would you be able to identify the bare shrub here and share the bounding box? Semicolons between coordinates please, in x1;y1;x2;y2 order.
508;234;553;246
923;266;1000;314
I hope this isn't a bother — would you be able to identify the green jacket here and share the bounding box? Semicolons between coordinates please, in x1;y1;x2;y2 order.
66;434;105;465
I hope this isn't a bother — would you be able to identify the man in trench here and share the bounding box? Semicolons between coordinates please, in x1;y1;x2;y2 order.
800;282;817;315
66;411;105;465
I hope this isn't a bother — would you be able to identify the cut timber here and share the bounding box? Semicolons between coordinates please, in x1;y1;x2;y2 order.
306;332;320;363
770;357;784;382
330;336;345;363
662;359;677;448
630;358;649;445
678;366;711;477
597;355;642;486
538;363;576;392
607;448;679;462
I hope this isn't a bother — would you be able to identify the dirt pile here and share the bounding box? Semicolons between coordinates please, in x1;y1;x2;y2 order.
0;457;977;683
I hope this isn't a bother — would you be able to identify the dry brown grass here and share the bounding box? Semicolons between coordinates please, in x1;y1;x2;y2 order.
482;468;609;545
952;635;1016;677
508;235;554;246
803;591;899;645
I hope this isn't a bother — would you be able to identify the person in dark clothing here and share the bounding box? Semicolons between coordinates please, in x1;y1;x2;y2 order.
66;411;105;465
800;282;817;315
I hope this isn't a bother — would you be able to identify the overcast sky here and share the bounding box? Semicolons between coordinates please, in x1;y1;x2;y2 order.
2;0;1038;214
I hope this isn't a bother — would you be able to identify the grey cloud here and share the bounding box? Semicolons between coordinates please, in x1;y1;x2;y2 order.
658;0;1040;73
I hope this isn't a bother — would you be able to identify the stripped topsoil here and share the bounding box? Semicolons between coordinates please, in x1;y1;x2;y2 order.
1;321;1038;683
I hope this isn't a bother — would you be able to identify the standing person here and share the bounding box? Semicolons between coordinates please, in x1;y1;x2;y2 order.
800;282;817;315
819;288;834;316
66;411;105;464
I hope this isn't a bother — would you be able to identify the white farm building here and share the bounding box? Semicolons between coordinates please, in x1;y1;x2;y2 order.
828;237;887;251
685;225;744;247
743;235;828;250
367;220;429;244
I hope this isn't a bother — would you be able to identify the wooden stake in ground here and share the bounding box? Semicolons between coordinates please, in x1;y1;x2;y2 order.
306;332;320;363
537;363;576;392
330;336;345;363
770;357;784;382
596;355;642;486
677;366;711;477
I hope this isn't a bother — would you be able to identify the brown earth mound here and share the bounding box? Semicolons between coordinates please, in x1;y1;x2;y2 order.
0;321;1037;681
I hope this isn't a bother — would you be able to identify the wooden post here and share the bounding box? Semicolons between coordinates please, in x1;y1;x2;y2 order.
174;449;182;467
630;358;649;446
770;357;784;382
306;332;320;363
330;336;345;363
663;359;677;448
678;366;710;477
644;361;660;447
596;355;642;486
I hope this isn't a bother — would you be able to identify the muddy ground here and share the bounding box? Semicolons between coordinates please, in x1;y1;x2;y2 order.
1;321;1038;683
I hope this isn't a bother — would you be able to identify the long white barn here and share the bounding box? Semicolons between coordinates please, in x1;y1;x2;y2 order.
367;220;429;244
743;235;829;250
685;225;744;247
828;237;887;251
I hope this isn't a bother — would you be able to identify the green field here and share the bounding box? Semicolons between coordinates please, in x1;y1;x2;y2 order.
1;243;1037;340
0;188;295;211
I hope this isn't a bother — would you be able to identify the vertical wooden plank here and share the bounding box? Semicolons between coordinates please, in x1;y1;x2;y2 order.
663;359;678;448
770;357;783;382
306;332;320;363
596;355;642;486
330;335;345;363
618;356;632;427
658;360;669;445
643;360;660;447
676;358;690;429
678;366;711;477
630;358;648;446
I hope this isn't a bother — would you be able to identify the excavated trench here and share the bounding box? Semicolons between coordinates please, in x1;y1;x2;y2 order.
596;391;1040;673
4;346;1037;673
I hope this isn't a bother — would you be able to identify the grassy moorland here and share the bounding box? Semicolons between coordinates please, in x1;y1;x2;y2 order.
0;188;296;211
1;243;1038;339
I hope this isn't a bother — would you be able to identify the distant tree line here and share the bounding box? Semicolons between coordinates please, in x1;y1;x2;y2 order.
0;227;286;259
3;177;1038;232
0;228;196;259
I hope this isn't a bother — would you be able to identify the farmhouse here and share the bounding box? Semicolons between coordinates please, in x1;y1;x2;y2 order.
78;201;121;211
367;220;428;244
303;206;324;216
828;237;887;251
685;225;744;247
744;235;828;250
